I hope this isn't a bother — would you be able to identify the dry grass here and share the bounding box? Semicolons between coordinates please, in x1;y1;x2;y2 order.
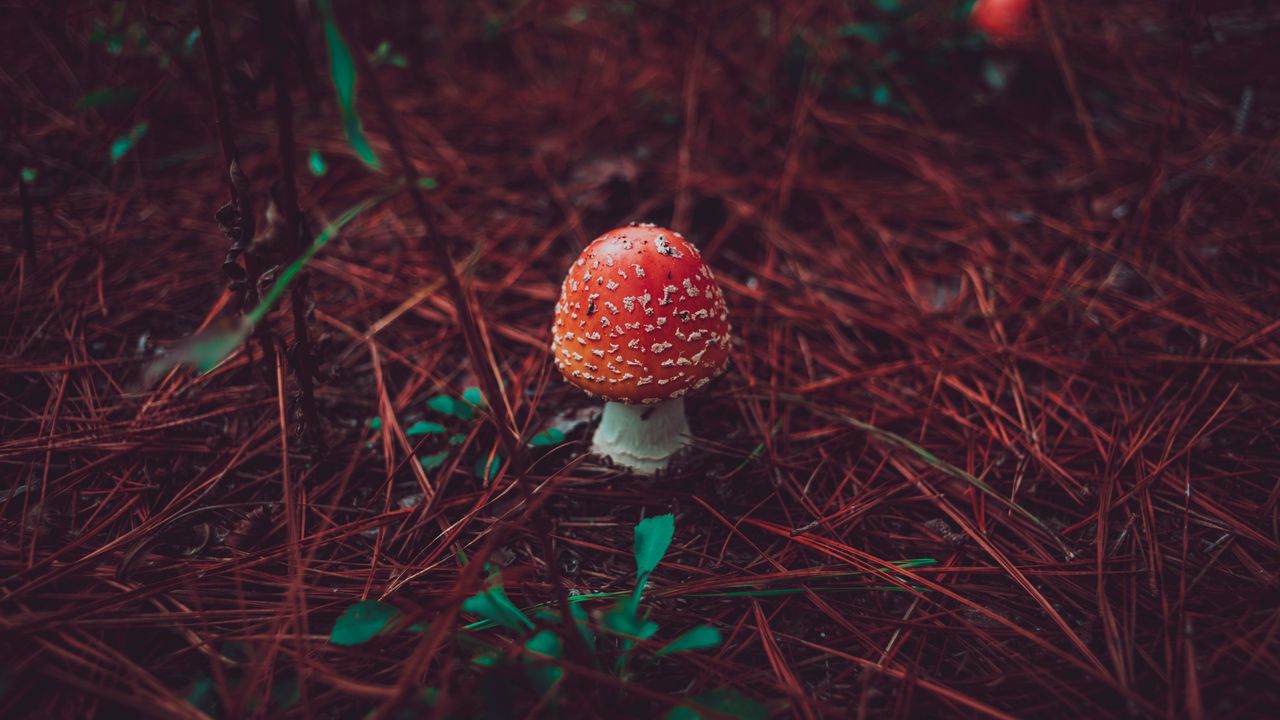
2;1;1279;718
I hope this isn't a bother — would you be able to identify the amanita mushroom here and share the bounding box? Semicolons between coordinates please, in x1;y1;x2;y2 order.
970;0;1034;43
551;223;731;475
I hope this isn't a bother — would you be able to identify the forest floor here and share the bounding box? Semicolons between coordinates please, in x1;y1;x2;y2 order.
3;2;1279;718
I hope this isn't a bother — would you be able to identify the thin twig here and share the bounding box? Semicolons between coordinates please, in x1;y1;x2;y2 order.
352;42;523;472
265;0;321;445
194;0;238;183
195;0;262;324
1038;0;1106;168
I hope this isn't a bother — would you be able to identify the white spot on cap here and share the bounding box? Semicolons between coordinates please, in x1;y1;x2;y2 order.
655;236;683;258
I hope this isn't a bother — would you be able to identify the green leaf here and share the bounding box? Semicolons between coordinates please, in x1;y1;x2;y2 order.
367;43;409;69
181;27;201;56
109;122;148;164
871;83;892;107
185;330;249;372
474;453;503;481
533;602;596;653
634;513;675;581
837;21;888;44
406;420;446;437
655;625;722;656
449;433;468;446
528;427;565;447
982;59;1011;91
419;450;449;470
417;176;438;190
462;386;485;407
602;602;659;640
308;148;328;176
369;40;392;65
462;575;533;634
416;688;439;707
873;0;903;13
952;0;979;20
142;324;249;385
316;0;381;170
184;674;218;715
522;630;564;695
20;167;38;183
76;86;139;109
427;394;475;420
569;601;596;652
369;416;383;430
666;688;767;720
329;599;400;646
270;673;300;710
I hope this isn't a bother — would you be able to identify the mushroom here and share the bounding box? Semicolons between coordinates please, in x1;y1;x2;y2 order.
970;0;1034;43
551;223;731;475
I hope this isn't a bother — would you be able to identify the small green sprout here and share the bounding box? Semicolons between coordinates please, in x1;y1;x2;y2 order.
308;148;328;176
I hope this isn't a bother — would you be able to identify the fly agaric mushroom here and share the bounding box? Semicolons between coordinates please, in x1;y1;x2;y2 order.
970;0;1034;43
551;223;731;475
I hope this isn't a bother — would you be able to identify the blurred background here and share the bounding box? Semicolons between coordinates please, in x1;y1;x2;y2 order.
2;1;1278;718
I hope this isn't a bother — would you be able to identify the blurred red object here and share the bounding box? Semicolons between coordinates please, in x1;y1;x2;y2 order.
970;0;1034;42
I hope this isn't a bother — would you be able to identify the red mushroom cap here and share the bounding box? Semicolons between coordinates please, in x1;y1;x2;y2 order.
551;224;731;404
970;0;1034;43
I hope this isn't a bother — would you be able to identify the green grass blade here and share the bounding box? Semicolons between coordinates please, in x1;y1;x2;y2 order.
316;0;380;170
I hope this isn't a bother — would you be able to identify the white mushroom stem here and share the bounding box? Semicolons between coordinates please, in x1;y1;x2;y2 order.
591;398;689;475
